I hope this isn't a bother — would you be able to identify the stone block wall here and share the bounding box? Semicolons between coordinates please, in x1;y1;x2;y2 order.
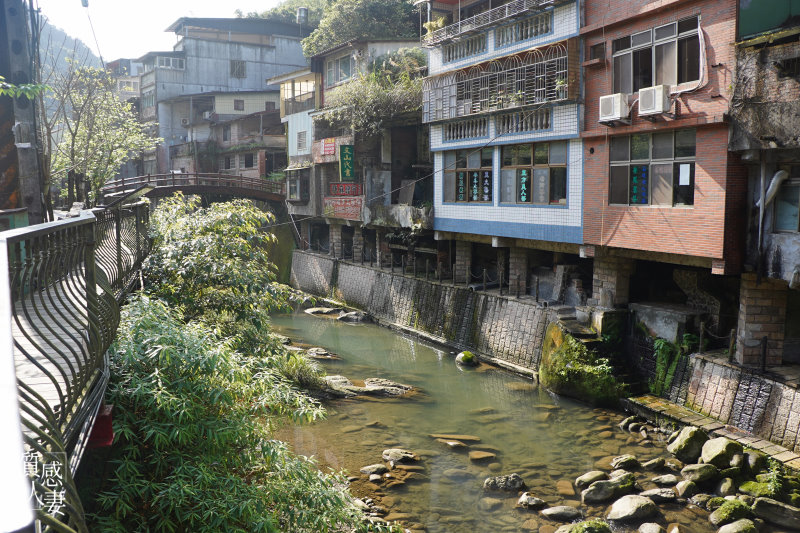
329;224;342;258
454;240;471;284
292;250;553;371
509;247;528;296
737;273;788;366
589;255;634;307
290;250;335;297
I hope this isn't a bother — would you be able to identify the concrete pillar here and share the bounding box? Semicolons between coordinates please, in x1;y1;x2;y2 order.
589;255;634;307
454;240;472;284
329;223;342;258
509;247;528;295
299;219;311;250
736;273;787;366
376;229;385;267
352;226;364;262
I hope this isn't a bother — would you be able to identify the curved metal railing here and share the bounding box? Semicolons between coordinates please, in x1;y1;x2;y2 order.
1;202;151;532
101;172;285;201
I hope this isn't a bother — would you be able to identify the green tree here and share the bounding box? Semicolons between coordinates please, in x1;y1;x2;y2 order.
321;48;426;137
236;0;328;28
301;0;419;57
49;63;159;205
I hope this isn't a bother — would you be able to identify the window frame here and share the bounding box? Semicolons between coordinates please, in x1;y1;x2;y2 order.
443;148;494;203
500;141;568;205
297;130;308;152
233;99;245;111
287;168;311;202
611;15;700;94
772;165;800;233
608;129;697;207
325;53;355;88
243;153;255;169
230;60;247;79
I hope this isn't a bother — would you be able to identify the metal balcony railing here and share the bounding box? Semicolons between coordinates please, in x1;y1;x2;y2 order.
422;0;555;46
1;202;151;532
284;93;316;115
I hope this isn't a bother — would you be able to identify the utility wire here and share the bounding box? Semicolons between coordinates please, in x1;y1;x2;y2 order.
263;101;584;231
84;4;105;68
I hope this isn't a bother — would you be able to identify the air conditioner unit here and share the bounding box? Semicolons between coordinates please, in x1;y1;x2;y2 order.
202;111;213;120
180;118;190;126
599;93;629;122
638;85;671;116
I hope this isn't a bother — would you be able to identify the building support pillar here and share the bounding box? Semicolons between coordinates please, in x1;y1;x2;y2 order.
589;255;634;307
329;223;342;259
509;247;528;296
454;240;472;284
736;273;787;366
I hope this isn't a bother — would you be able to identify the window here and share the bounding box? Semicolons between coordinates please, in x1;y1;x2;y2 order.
773;165;800;232
244;153;255;168
442;148;493;203
157;56;184;69
297;131;308;151
612;16;700;93
222;125;231;142
230;60;246;79
265;101;276;111
287;168;310;202
223;156;233;170
609;129;696;206
142;90;155;108
325;53;354;87
501;142;567;204
590;42;606;60
234;99;244;111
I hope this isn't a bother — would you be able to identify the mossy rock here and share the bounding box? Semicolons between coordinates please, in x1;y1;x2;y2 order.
789;492;800;507
572;519;613;533
456;351;477;366
539;322;622;406
709;499;752;526
739;481;778;499
707;497;727;510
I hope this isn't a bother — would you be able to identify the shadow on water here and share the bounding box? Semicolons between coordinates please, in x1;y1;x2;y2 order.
272;312;717;533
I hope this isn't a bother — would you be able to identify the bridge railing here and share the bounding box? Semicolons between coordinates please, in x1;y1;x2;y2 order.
102;172;285;198
0;201;151;533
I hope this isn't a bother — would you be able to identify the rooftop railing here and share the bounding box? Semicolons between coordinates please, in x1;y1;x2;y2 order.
422;0;555;47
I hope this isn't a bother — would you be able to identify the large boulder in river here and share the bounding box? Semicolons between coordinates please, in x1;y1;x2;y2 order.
607;495;658;521
555;520;612;533
681;463;718;483
538;322;621;406
576;471;608;488
581;472;636;503
701;437;743;468
752;497;800;529
382;449;416;463
666;426;708;463
717;519;757;533
455;351;478;366
338;310;370;322
483;473;525;492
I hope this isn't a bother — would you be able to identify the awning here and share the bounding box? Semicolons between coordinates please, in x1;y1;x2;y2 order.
284;163;312;171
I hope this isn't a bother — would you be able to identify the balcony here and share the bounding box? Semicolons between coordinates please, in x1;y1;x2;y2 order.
422;39;578;123
423;0;556;47
284;92;316;115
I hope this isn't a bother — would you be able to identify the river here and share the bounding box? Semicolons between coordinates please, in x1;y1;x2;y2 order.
272;311;717;533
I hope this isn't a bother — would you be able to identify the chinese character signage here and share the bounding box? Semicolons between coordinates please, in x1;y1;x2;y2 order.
456;171;467;201
339;145;355;181
323;196;363;220
630;164;648;205
322;138;336;155
517;168;530;203
329;182;362;196
25;450;67;517
480;170;493;202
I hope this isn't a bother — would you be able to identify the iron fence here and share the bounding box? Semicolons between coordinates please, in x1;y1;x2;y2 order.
1;201;151;533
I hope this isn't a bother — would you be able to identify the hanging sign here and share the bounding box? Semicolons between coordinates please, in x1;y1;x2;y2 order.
322;138;336;155
339;145;355;181
329;182;362;196
323;196;363;220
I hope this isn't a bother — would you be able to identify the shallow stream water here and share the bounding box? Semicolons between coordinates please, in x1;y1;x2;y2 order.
272;312;717;533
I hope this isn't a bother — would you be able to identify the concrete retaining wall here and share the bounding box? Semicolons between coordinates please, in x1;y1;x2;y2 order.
290;250;552;373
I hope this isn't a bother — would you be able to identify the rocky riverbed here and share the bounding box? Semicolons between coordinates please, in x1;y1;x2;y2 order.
272;311;800;533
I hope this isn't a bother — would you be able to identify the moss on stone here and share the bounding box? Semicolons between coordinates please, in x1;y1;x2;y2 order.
539;322;622;406
706;497;727;510
572;519;613;533
460;351;475;364
739;481;778;498
710;499;752;526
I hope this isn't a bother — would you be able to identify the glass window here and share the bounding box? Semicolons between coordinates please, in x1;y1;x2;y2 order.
675;129;696;157
534;144;549;165
652;132;674;159
549;142;567;165
609;130;696;206
443;171;456;203
613;53;632;94
775;184;800;232
609;166;629;204
610;137;629;162
655;41;677;86
481;147;493;168
501;169;517;202
654;22;677;40
550;167;567;204
633;48;653;92
677;35;700;83
446;148;492;202
631;134;650;160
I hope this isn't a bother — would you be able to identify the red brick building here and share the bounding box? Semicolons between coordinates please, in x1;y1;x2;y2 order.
580;0;747;348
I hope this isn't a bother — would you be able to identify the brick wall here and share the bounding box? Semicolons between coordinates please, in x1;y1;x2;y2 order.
329;224;342;258
589;255;634;307
291;250;553;371
737;273;788;366
582;0;745;270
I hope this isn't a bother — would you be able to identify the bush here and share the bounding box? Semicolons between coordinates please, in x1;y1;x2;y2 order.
91;296;372;532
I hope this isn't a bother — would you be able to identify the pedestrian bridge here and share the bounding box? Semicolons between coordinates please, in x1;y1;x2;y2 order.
101;172;285;204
